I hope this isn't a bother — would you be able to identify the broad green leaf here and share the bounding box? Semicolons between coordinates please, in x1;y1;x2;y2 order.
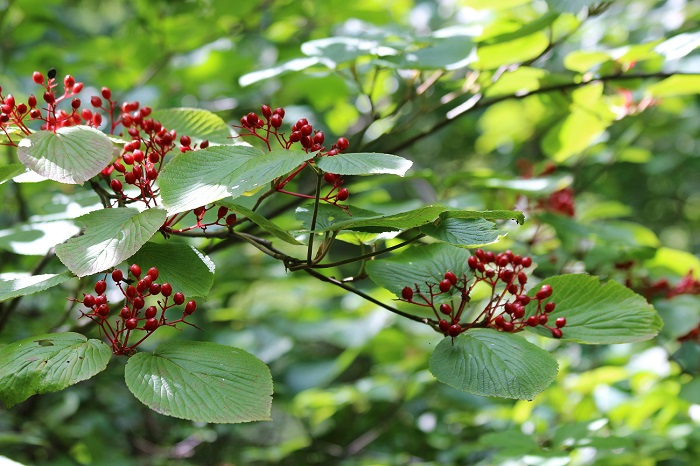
130;242;215;298
542;109;608;162
654;296;700;340
645;247;700;279
151;108;234;145
125;341;273;423
0;163;26;184
218;202;303;245
397;34;475;70
0;332;111;408
16;126;115;184
0;273;73;303
646;75;700;97
228;148;310;199
301;37;397;67
563;50;612;73
55;207;167;277
159;145;264;215
420;217;504;247
316;152;413;176
366;243;472;299
239;57;321;87
429;329;559;399
296;203;383;232
479;174;573;194
484;67;548;98
525;274;662;343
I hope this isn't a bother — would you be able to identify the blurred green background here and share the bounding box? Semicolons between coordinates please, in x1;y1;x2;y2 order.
1;0;699;464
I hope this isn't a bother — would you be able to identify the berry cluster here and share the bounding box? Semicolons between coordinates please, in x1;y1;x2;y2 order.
539;187;576;217
162;204;237;234
235;105;352;207
400;249;566;339
72;264;197;355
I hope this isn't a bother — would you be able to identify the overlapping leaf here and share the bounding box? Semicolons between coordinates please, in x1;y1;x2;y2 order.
0;273;73;303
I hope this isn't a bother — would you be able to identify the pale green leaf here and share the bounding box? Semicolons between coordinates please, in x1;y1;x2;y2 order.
429;329;559;399
16;126;115;184
0;332;111;408
125;341;273;423
239;57;320;87
563;50;612;73
0;163;26;184
55;207;167;277
316;152;413;176
228;148;310;199
646;75;700;97
0;273;73;303
151;108;234;145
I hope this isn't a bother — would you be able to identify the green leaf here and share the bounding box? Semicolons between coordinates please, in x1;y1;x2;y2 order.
542;109;607;162
16;126;115;184
365;243;472;298
654;296;700;340
563;50;612;73
0;272;73;303
301;37;397;67
429;329;559;399
124;341;273;423
0;163;27;185
479;174;573;194
228;148;310;199
316;153;413;176
547;0;599;13
239;57;321;87
218;202;303;245
398;33;475;70
295;203;383;232
55;207;167;277
646;75;700;97
525;274;663;343
159;145;264;215
420;217;504;247
130;242;215;298
151;108;234;145
0;332;111;408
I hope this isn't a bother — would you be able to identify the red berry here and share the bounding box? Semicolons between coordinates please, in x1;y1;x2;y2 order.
270;114;282;128
467;256;478;270
313;131;325;144
495;315;506;328
246;112;259;126
94;280;107;295
64;75;75;89
336;137;349;150
439;279;452;293
513;305;525;319
144;318;159;332
289;131;301;142
113;161;126;173
527;316;538;327
485;270;496;278
296;118;308;128
300;124;313;136
28;94;37;108
439;303;452;315
180;135;191;147
502;321;514;332
119;307;131;319
148;152;160;164
261;105;272;118
518;272;528;285
133;296;145;310
551;328;563;339
448;324;462;337
438;319;450;333
101;87;112;100
555;317;567;328
273;107;285;117
83;294;96;307
536;285;553;300
484;251;496;263
146;267;158;280
226;214;237;226
71;98;80;109
43;91;55;104
521;257;533;268
126;285;137;298
401;286;413;301
539;314;548;325
110;179;123;192
173;292;185;305
497;255;509;267
130;264;142;278
499;269;514;283
96;304;110;317
324;173;337;184
516;295;531;306
444;271;458;285
217;206;228;218
112;269;124;283
545;302;556;313
136;279;148;293
184;300;197;315
122;153;134;165
146;168;157;180
32;71;44;84
95;295;107;306
90;96;102;108
507;284;519;294
132;149;144;163
149;283;161;295
125;318;138;330
161;283;173;297
145;306;157;319
124;172;136;185
336;188;349;201
199;140;209;149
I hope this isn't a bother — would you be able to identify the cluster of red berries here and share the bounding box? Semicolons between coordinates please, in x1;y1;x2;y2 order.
235;105;351;206
400;249;566;339
162;204;238;234
539;187;576;217
73;264;197;355
0;69;87;143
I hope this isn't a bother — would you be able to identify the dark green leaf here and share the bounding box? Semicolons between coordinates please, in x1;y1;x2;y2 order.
421;217;504;247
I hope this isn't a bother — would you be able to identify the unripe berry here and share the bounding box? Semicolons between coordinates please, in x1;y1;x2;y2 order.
110;179;123;192
112;269;124;284
536;285;553;300
161;283;173;297
555;317;566;328
444;271;457;285
173;292;185;305
336;137;349;150
83;294;96;307
439;303;452;315
401;286;413;301
184;300;197;315
130;264;142;278
125;318;138;330
144;318;159;332
145;306;157;319
448;324;462;337
336;188;349;201
32;71;44;84
439;279;452;293
94;280;107;295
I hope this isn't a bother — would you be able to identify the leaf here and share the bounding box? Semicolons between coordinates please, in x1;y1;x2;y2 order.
159;145;264;215
0;332;111;408
151;108;234;145
525;274;663;343
563;50;612;73
399;33;475;70
124;341;273;423
420;217;505;248
228;148;310;199
542;108;608;162
429;329;559;399
218;202;302;245
130;242;215;298
55;207;167;277
479;174;574;194
16;126;115;184
295;203;383;232
239;57;321;87
0;163;27;185
301;37;397;67
0;273;73;303
646;75;700;97
316;152;412;176
547;0;600;13
365;243;472;298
